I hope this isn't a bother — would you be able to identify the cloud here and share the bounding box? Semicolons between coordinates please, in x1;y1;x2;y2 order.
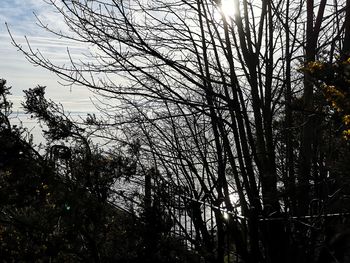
1;0;41;34
1;0;68;34
0;0;97;114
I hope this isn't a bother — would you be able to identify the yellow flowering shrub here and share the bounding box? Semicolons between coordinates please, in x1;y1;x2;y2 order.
322;84;347;112
304;61;325;74
343;115;350;125
304;56;350;139
343;129;350;140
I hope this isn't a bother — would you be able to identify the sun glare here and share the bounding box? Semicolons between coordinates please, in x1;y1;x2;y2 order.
223;211;229;220
221;0;236;19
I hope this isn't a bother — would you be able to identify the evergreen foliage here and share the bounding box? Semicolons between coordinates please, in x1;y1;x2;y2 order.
0;80;196;262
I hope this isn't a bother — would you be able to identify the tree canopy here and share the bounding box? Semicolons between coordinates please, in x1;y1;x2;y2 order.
4;0;350;262
0;80;197;262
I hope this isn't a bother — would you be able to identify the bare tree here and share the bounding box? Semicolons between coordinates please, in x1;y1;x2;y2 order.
9;0;350;262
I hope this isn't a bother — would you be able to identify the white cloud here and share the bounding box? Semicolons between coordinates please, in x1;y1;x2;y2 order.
0;0;96;114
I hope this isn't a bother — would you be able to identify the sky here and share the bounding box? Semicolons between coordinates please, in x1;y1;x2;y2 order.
0;0;236;114
0;0;97;113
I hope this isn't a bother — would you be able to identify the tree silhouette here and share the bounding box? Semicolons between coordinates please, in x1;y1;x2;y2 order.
6;0;350;262
0;80;197;262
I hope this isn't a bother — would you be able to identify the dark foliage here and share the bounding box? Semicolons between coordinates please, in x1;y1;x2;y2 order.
0;80;196;262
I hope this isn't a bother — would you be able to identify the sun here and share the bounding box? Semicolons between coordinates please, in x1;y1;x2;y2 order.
221;0;236;19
